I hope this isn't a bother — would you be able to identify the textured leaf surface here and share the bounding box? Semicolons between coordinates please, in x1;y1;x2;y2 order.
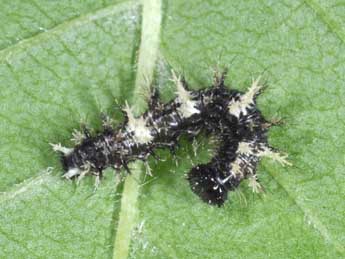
0;0;126;50
0;1;140;258
132;0;345;258
1;0;344;258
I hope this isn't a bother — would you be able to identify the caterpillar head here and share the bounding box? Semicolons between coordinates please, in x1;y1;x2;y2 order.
187;164;236;206
51;140;106;179
60;152;81;178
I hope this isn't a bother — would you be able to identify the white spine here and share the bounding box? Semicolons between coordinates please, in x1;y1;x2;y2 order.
171;70;200;118
228;76;263;117
237;141;291;166
50;143;73;155
124;102;153;144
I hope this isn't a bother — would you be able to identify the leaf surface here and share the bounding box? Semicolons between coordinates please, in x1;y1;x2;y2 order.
0;1;140;258
1;0;344;258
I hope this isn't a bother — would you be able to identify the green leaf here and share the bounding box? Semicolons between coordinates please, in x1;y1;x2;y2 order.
0;1;140;258
1;0;345;258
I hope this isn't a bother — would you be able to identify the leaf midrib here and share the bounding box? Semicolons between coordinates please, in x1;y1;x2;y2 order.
112;0;162;258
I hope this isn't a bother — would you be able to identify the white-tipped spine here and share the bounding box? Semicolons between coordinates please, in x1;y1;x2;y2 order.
237;141;292;166
228;76;263;117
248;175;263;193
171;70;200;118
71;129;85;145
230;158;245;178
50;143;73;155
124;102;153;144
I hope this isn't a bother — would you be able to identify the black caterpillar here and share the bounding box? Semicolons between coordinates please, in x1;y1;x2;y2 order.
51;71;290;206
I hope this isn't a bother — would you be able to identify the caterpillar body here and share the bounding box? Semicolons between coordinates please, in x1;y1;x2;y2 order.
51;71;290;206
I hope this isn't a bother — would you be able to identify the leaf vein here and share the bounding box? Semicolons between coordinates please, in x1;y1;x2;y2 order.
0;0;138;60
264;165;345;255
303;0;345;44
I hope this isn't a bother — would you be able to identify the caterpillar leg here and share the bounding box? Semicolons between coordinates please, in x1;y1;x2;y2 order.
76;162;92;184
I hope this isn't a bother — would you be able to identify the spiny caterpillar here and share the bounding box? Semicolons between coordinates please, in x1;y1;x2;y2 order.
51;70;291;206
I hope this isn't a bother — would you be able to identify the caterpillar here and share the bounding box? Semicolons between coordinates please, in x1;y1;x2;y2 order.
51;70;290;206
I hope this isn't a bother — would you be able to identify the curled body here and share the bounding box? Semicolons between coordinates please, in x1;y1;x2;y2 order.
52;71;290;206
